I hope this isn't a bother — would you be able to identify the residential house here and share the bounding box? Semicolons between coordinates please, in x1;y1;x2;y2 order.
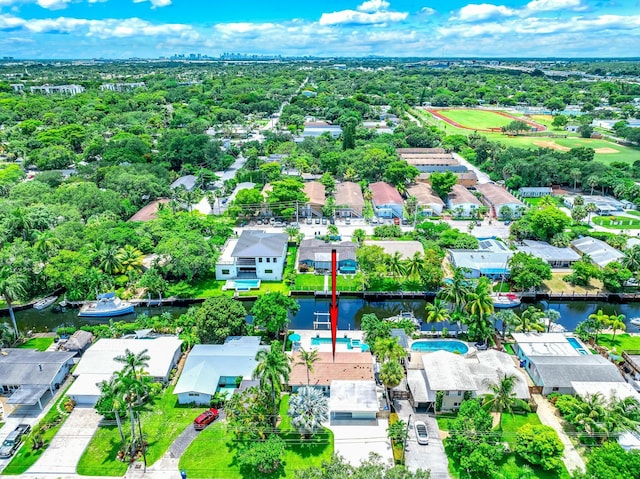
30;84;85;95
516;240;581;268
302;122;342;138
128;199;170;222
288;352;374;394
406;183;445;216
448;239;513;279
170;175;197;192
564;195;624;215
475;183;524;219
518;187;553;198
329;380;380;423
298;239;357;274
447;184;482;217
334;182;364;218
174;336;267;405
0;349;75;409
407;350;529;411
364;240;424;260
571;237;624;268
67;337;183;405
303;181;326;218
370;182;403;219
215;230;288;281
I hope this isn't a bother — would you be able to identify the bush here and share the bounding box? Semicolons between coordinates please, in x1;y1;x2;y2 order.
236;434;286;474
515;424;564;471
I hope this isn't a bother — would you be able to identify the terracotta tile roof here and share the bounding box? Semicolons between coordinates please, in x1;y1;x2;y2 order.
288;352;374;387
335;182;364;207
407;183;445;206
370;182;403;206
128;199;169;222
303;181;326;206
448;184;482;206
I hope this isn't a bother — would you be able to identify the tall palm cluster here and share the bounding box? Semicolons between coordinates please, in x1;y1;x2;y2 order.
253;341;291;427
96;348;154;457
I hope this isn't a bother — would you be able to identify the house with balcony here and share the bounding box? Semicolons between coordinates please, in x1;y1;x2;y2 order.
298;239;357;274
406;183;445;216
447;184;482;217
370;182;403;219
334;182;364;218
215;230;288;280
475;183;524;219
303;181;326;218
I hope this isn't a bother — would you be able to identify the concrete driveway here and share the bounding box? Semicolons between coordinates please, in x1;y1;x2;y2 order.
27;407;101;476
395;400;451;479
327;419;394;467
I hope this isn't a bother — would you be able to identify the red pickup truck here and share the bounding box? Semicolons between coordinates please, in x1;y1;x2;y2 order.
193;408;219;430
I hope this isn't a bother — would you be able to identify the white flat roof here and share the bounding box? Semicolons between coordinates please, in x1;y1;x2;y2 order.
330;380;378;413
513;332;579;357
66;372;111;398
571;381;640;403
422;351;477;391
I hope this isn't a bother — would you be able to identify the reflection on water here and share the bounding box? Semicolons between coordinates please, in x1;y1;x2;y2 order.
10;296;640;335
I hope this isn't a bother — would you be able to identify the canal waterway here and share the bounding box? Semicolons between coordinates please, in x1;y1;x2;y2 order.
10;297;640;335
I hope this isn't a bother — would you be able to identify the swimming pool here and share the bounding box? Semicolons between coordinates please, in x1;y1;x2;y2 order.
411;340;469;354
311;336;370;351
566;337;590;355
225;279;261;291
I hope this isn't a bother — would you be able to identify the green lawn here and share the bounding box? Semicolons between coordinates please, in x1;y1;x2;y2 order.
76;386;197;476
3;383;74;475
499;413;542;449
294;274;361;292
17;337;54;351
523;196;563;207
188;277;227;298
626;210;640;218
597;333;640;353
180;394;333;479
434;109;519;130
592;215;640;229
237;281;289;297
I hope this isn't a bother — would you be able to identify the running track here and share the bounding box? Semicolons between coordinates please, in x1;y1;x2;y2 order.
427;108;547;132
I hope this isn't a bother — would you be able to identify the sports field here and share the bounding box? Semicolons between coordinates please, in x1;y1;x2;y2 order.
430;108;546;132
414;107;640;165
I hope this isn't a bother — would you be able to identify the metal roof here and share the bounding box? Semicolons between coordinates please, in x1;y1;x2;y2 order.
170;175;197;191
7;385;50;405
571;237;624;267
231;230;288;258
518;240;581;264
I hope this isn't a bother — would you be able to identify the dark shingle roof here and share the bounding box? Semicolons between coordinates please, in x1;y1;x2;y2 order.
232;230;288;257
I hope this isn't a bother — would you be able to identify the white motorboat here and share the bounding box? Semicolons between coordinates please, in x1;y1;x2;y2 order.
630;318;640;327
385;311;422;328
492;292;521;308
78;292;134;317
33;296;58;310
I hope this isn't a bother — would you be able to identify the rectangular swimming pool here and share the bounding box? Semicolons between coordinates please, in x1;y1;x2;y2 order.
225;279;261;291
566;337;590;355
311;336;370;352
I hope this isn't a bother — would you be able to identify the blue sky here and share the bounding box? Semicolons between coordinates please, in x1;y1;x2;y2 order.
0;0;639;58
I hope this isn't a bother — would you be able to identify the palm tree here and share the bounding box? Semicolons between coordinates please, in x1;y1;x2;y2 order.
482;372;527;423
466;314;495;344
114;348;151;381
438;267;470;314
404;251;425;280
515;306;545;333
294;347;320;387
0;266;28;339
373;337;406;363
585;202;598;225
544;309;561;333
609;313;626;343
287;386;329;438
588;309;610;343
32;230;62;258
117;245;144;274
7;207;33;240
465;277;494;322
494;310;520;338
574;392;608;442
0;322;15;348
98;245;123;275
97;377;127;447
114;370;151;454
425;299;451;325
385;252;405;282
623;245;640;272
254;342;291;426
379;360;404;402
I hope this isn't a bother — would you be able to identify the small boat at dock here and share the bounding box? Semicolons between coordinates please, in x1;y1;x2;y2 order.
630;318;640;327
33;296;58;310
78;292;134;317
385;311;422;328
492;292;521;308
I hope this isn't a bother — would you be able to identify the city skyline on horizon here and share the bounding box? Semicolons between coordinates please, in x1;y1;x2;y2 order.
0;0;639;59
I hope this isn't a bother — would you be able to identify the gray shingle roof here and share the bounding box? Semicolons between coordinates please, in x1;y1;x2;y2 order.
170;175;197;191
298;239;357;262
232;230;288;258
0;349;75;386
530;355;623;388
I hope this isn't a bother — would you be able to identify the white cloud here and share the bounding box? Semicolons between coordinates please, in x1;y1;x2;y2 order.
132;0;171;8
215;22;277;36
452;3;517;22
319;9;407;25
420;7;436;15
357;0;390;12
526;0;585;12
36;0;71;9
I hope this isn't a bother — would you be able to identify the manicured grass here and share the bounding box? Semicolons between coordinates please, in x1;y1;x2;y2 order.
3;383;74;475
626;210;640;218
597;333;640;353
541;272;604;294
592;215;640;230
76;386;197;476
237;280;289;297
435;413;458;431
499;413;542;449
294;274;361;292
188;277;227;298
503;343;516;355
434;109;519;130
17;337;54;351
523;196;563;207
180;394;333;478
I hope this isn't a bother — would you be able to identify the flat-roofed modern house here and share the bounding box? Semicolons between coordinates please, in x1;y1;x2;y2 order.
215;230;288;280
174;336;267;405
571;237;624;268
288;352;374;394
370;182;403;219
0;349;75;409
406;350;529;411
475;183;524;219
518;187;553;198
516;240;581;268
447;184;482;217
448;239;512;279
298;239;357;274
67;337;183;405
406;183;445;216
564;195;624;215
329;380;380;423
303;181;326;218
334;182;364;218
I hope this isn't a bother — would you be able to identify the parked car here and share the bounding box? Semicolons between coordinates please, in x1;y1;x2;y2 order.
315;218;321;224
370;217;378;224
0;424;31;458
306;218;312;225
321;218;327;225
394;217;400;225
414;421;429;445
257;219;263;225
345;218;351;225
474;341;488;350
401;219;408;225
194;408;219;430
504;220;511;225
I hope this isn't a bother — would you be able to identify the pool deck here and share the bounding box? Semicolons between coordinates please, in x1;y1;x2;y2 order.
294;329;365;353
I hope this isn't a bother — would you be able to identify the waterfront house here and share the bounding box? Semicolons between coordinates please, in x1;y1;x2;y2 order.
448;239;512;279
334;182;364;218
516;240;581;268
298;239;357;274
174;336;267;405
215;230;288;281
570;237;624;268
447;184;482;217
288;352;374;394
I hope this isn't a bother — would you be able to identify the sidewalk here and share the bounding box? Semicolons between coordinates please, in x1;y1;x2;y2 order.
532;394;585;474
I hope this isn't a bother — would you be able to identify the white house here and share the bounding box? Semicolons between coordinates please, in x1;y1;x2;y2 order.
571;237;624;268
174;336;267;405
67;336;182;405
447;184;482;217
215;230;288;281
329;380;380;423
406;183;445;216
475;183;524;219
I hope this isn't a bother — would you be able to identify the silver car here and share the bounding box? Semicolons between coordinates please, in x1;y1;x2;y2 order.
414;421;429;445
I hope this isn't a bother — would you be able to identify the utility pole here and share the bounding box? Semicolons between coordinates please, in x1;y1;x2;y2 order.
295;200;299;224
